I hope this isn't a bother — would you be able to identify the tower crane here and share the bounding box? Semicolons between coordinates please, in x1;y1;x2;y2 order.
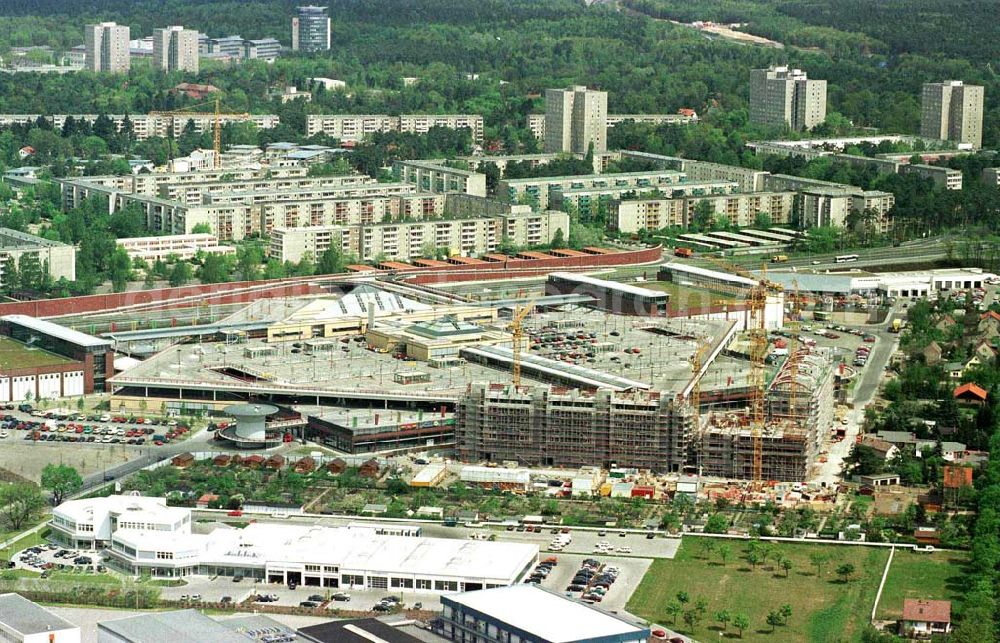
150;97;251;169
701;256;783;486
509;298;538;389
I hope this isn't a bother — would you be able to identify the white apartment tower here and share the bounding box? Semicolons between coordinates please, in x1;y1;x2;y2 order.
749;66;827;131
84;22;130;73
153;26;199;73
544;86;608;155
921;81;985;149
292;6;332;53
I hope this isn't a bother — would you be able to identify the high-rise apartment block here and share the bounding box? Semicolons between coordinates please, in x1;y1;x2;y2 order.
291;6;331;53
544;86;608;155
152;26;199;73
921;81;984;149
749;66;827;131
84;22;130;73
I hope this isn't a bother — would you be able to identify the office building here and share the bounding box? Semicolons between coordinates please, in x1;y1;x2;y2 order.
152;26;199;73
437;585;649;643
292;6;331;53
921;81;984;149
84;22;130;73
749;66;827;131
243;38;282;61
544;86;608;155
0;593;80;643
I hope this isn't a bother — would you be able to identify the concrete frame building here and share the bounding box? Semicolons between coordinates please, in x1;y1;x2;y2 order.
499;170;686;210
1;315;114;394
291;5;331;53
85;22;130;73
900;163;964;190
611;191;795;233
305;114;484;143
921;81;984;149
0;227;76;286
544;86;608;155
750;66;827;131
456;383;693;473
152;26;199;73
115;233;234;262
0;113;280;141
393;160;488;198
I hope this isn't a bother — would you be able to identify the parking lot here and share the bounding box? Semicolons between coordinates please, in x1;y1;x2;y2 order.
13;543;103;575
1;408;192;447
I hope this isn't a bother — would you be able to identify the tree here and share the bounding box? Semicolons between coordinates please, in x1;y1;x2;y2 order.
198;253;231;284
781;557;793;577
676;591;689;606
168;262;192;287
747;549;763;570
191;222;212;234
40;464;82;505
682;610;698;630
317;246;345;274
550;226;566;248
698;537;716;558
108;246;132;292
779;604;792;625
236;243;263;281
715;609;731;631
704;513;729;533
733;614;750;638
766;610;782;633
836;563;855;583
718;544;731;566
809;551;829;577
694;597;708;617
665;600;682;625
0;483;45;530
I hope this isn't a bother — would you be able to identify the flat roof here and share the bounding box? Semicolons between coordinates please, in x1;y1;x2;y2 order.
99;609;248;643
2;314;112;349
548;272;667;299
0;593;77;635
659;262;757;287
444;585;648;642
299;618;426;643
0;337;76;369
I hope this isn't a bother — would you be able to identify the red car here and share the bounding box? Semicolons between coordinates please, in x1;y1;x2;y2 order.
227;510;243;517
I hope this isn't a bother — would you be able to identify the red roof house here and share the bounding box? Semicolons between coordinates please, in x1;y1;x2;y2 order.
899;599;951;637
953;382;988;404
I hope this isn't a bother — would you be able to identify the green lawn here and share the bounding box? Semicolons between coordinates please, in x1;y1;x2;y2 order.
0;337;73;369
627;539;888;643
876;549;968;620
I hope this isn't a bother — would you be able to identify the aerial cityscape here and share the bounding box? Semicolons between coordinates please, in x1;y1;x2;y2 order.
0;0;994;641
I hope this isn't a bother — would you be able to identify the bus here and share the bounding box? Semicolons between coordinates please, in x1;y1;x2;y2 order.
835;254;859;263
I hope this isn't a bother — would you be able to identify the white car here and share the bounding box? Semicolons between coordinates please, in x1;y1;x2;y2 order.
99;415;110;422
617;546;632;554
0;431;8;439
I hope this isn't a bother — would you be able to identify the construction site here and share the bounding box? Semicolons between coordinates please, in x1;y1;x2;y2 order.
7;255;844;483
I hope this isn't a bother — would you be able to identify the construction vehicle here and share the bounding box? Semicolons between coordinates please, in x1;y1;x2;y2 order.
149;97;251;169
890;318;902;333
770;254;788;263
674;247;693;258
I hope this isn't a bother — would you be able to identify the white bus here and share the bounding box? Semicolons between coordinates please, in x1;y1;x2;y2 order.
835;254;859;263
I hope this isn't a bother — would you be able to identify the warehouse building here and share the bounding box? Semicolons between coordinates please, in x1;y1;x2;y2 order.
437;585;650;643
1;314;114;394
0;593;81;643
545;272;668;316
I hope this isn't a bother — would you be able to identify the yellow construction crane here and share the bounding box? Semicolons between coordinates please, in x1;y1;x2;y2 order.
701;256;782;486
785;279;802;421
509;298;538;389
150;98;250;169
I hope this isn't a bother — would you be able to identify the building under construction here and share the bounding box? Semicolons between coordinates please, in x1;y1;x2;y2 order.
456;383;693;472
698;348;834;481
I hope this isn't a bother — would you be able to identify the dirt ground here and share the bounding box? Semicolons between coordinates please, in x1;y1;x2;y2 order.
0;441;145;483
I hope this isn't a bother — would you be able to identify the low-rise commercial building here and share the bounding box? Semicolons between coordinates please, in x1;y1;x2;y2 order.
54;495;538;589
437;585;650;643
116;233;234;261
2;314;113;395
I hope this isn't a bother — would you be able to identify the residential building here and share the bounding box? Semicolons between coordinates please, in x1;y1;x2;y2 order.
292;6;331;53
528;111;696;141
393;160;487;197
0;227;76;286
901;163;964;190
269;210;569;263
750;66;827;131
921;81;984;148
764;174;894;231
983;167;1000;186
612;191;795;233
84;22;130;73
0;593;80;643
310;77;346;91
116;233;235;262
305;114;484;142
0;113;280;141
152;26;199;73
277;85;312;103
544;85;608;154
619;152;771;192
899;599;951;638
436;585;650;643
499;170;686;210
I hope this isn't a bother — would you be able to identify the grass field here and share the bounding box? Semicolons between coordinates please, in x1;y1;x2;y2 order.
627;539;888;643
642;281;740;311
876;549;968;620
0;337;74;369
